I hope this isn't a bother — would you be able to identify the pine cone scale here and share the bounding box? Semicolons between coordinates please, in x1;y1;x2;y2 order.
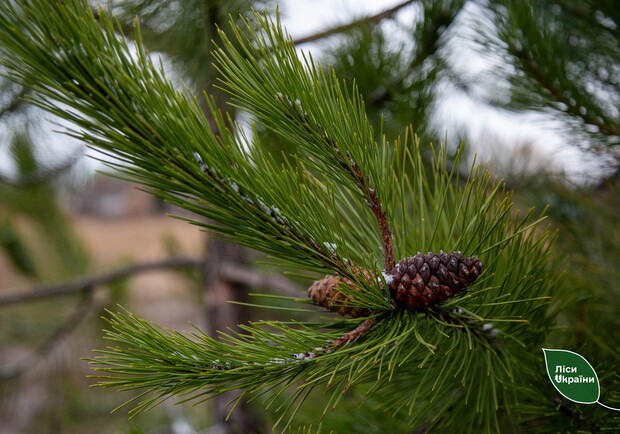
388;251;482;312
308;271;372;318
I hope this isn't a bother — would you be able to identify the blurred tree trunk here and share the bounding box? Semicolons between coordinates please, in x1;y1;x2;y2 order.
198;4;263;431
202;237;263;433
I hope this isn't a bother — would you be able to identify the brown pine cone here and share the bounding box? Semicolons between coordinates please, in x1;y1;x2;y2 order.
307;271;372;318
308;251;482;316
388;251;482;311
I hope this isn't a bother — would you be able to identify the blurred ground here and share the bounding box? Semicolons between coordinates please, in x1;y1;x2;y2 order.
72;214;206;329
0;212;209;434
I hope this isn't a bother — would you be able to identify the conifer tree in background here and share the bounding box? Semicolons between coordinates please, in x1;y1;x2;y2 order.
0;135;89;280
0;1;618;433
0;52;88;281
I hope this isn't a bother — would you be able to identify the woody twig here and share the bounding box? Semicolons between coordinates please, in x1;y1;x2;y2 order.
277;93;395;271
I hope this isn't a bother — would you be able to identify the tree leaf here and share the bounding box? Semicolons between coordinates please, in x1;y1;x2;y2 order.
542;348;600;404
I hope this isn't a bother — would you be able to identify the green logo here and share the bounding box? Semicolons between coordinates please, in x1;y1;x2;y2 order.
542;348;619;411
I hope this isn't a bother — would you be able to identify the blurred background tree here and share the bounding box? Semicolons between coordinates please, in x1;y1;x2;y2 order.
0;0;618;432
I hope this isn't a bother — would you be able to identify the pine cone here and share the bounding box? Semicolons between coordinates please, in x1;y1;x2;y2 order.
388;251;482;311
308;270;372;318
308;251;482;316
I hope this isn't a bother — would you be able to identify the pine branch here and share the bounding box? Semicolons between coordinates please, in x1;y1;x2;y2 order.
368;1;463;109
0;0;353;274
0;286;94;379
0;257;200;306
0;2;565;430
85;138;558;429
490;0;620;150
275;93;395;271
0;257;305;307
292;0;417;45
329;316;379;349
342;153;395;271
101;1;417;50
212;12;398;275
508;40;620;138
